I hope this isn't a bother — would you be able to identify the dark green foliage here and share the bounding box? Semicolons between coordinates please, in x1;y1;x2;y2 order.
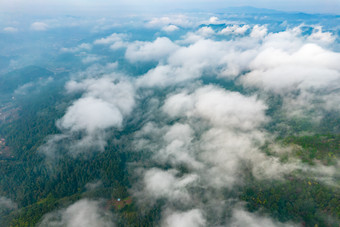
0;66;53;94
283;134;340;165
240;177;340;227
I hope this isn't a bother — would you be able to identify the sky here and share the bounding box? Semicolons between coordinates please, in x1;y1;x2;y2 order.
0;0;339;15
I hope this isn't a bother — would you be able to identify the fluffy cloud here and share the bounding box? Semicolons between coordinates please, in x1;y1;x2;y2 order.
242;43;340;92
208;16;219;24
39;199;114;227
62;76;134;135
221;24;250;35
133;23;339;115
308;26;336;44
142;168;198;202
132;84;309;226
161;85;292;187
230;206;297;227
40;75;135;156
163;85;268;130
30;22;48;31
57;97;123;133
136;28;277;87
250;25;268;38
196;26;215;37
162;209;205;227
135;39;241;87
240;28;340;114
125;37;179;63
93;33;128;50
162;25;179;32
132;74;339;225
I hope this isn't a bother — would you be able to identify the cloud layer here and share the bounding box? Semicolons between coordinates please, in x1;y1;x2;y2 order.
39;199;114;227
37;16;340;226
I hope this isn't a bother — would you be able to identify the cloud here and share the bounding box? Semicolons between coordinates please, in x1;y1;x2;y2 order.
30;22;48;31
0;197;17;210
125;37;179;63
208;16;218;24
27;14;340;227
81;54;101;64
61;43;92;53
163;85;268;130
3;27;18;33
147;15;193;28
162;24;179;32
57;97;123;133
14;77;54;95
308;26;336;44
230;206;297;227
135;34;260;87
133;85;292;216
240;27;340;114
160;85;295;187
85;180;103;191
132;78;337;225
40;75;135;157
196;26;215;37
161;209;205;227
242;43;340;92
250;25;268;38
39;199;114;227
93;33;128;50
142;168;199;202
220;24;250;35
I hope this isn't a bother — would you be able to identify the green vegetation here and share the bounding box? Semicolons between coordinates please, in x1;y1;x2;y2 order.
241;177;340;227
0;66;339;226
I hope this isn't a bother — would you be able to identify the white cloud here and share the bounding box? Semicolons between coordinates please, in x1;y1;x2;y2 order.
162;24;179;32
125;37;179;63
162;209;206;227
240;29;340;114
161;85;290;187
65;77;135;116
209;16;218;24
39;199;114;227
57;97;123;133
3;26;18;32
163;85;268;130
220;24;250;35
196;26;214;37
250;25;268;38
61;43;92;53
40;75;135;156
30;21;48;31
59;76;135;135
143;168;198;201
242;43;340;92
230;206;297;227
308;26;336;44
147;15;192;28
136;35;259;87
81;54;101;64
94;33;128;50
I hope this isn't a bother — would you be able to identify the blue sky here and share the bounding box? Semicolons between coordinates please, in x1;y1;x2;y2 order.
1;0;339;15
